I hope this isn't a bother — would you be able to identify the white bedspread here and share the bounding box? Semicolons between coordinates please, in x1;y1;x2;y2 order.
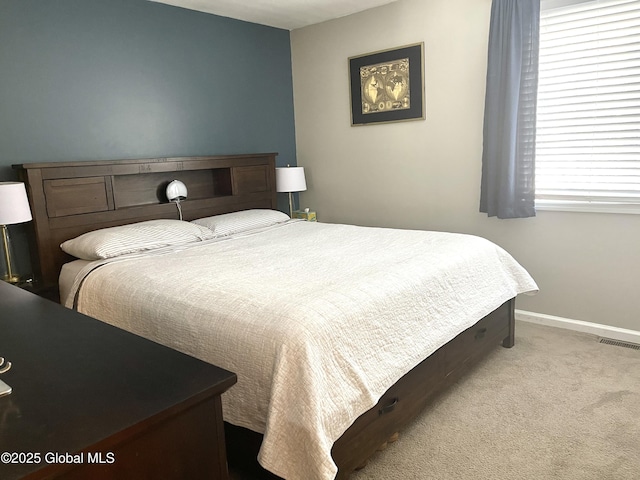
66;221;538;480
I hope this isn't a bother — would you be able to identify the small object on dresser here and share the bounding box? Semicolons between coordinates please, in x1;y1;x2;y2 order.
0;357;11;397
293;209;317;222
0;357;11;374
0;380;10;397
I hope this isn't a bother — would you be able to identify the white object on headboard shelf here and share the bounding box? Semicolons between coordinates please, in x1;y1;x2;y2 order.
166;180;188;220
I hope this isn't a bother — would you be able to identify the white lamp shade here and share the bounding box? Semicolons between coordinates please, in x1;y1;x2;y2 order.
166;180;188;202
0;182;32;225
276;166;307;193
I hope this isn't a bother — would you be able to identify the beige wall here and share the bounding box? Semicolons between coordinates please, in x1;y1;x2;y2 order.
290;0;640;331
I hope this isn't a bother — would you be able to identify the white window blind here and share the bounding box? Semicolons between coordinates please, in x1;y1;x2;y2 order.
536;0;640;213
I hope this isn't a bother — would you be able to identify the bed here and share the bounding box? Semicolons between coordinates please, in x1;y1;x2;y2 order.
14;153;538;480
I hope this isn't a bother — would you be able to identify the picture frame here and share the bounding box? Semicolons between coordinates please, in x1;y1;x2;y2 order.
349;42;425;126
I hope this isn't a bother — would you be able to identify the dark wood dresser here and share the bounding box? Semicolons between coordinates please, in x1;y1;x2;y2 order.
0;281;236;480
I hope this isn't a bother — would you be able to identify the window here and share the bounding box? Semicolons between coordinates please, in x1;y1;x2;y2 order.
536;0;640;213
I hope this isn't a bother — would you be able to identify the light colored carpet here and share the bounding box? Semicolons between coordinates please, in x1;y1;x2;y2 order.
350;321;640;480
230;321;640;479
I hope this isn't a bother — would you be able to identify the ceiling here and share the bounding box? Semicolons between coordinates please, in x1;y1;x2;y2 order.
148;0;401;30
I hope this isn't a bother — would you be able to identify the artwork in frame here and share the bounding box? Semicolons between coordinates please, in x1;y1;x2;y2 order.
349;43;425;126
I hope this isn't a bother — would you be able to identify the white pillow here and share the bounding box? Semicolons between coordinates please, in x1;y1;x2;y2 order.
61;219;215;260
192;209;290;237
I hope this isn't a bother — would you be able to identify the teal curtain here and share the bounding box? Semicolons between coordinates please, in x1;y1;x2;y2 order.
480;0;540;219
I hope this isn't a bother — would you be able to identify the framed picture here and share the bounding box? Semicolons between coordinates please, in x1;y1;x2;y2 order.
349;43;425;126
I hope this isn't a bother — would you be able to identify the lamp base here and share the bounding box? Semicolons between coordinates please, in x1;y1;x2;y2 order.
2;274;21;284
1;224;21;285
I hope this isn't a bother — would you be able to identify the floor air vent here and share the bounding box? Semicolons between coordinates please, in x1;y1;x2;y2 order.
599;338;640;350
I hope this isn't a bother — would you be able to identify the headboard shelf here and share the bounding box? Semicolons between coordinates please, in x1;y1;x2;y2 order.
14;153;278;289
16;153;275;176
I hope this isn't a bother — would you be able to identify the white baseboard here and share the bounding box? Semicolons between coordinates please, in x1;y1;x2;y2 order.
515;309;640;345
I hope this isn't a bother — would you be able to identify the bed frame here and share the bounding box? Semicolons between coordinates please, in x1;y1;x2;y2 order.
14;153;515;479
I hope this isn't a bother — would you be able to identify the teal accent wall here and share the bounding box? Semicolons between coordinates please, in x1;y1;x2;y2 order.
0;0;297;278
0;0;296;177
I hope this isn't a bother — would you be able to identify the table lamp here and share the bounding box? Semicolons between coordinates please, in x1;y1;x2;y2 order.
0;182;32;283
276;165;307;217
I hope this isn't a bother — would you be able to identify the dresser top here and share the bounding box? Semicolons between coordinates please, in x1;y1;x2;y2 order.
0;281;236;479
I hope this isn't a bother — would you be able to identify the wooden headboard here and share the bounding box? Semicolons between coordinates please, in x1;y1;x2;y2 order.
13;153;278;287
